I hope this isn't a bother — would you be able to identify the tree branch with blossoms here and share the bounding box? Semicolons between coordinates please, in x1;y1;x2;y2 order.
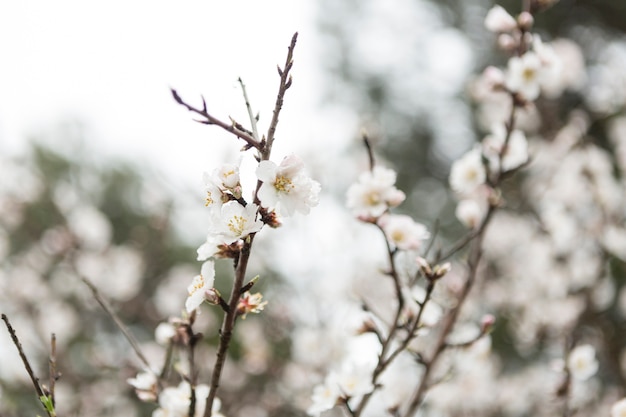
164;32;320;417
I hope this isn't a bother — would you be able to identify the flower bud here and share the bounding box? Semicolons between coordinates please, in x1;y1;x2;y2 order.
517;11;534;31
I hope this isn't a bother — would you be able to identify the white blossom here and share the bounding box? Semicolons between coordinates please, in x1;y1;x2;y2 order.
127;370;157;402
256;154;321;216
482;124;529;172
567;344;599;381
185;261;215;313
346;166;406;218
505;52;543;101
455;198;487;229
378;214;430;251
612;398;626;417
449;148;487;194
484;5;517;33
152;381;224;417
155;322;176;345
203;162;241;212
307;374;342;416
197;202;264;260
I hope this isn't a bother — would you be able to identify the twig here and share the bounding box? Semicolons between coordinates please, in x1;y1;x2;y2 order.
171;89;261;151
80;277;152;371
2;314;53;417
263;32;298;159
238;77;261;142
361;130;376;171
48;333;58;409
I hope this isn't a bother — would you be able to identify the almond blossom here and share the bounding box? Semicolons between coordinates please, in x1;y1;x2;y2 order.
197;201;264;260
377;213;430;251
482;124;529;173
185;261;216;313
152;381;225;417
449;147;487;194
346;166;406;218
567;344;599;381
505;51;548;101
484;5;517;33
256;154;321;216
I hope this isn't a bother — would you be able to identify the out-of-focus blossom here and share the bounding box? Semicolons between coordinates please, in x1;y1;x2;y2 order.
455;197;487;229
482;124;529;173
612;398;626;417
127;370;158;402
449;148;487;194
307;374;342;416
155;322;177;345
256;154;321;216
377;214;430;251
185;261;215;313
152;381;224;417
505;52;543;101
567;344;599;381
346;166;406;218
484;5;517;33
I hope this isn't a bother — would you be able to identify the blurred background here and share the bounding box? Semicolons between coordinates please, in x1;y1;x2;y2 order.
2;0;626;416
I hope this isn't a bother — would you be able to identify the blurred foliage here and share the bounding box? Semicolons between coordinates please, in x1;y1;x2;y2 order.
315;0;626;231
0;137;300;417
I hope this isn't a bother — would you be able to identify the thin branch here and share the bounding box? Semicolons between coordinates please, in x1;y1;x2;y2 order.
48;333;58;409
2;314;53;417
263;32;298;159
80;277;152;371
238;77;261;142
361;130;376;171
204;236;256;417
171;89;261;151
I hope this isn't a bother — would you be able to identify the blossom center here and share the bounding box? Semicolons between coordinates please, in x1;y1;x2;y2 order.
228;215;247;235
206;191;214;206
274;175;294;193
189;275;205;296
522;67;536;82
365;191;381;206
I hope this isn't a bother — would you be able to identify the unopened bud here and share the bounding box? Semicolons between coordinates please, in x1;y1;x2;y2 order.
497;33;517;51
517;12;534;31
480;314;496;334
416;256;432;275
433;262;451;279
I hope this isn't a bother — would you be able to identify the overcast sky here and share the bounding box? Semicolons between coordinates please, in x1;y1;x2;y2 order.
0;1;352;189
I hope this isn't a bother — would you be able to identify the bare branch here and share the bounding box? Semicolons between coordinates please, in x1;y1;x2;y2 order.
80;277;153;371
171;89;261;151
2;314;53;417
263;32;298;159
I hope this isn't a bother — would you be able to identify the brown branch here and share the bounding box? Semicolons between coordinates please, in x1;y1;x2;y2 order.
361;130;376;171
263;32;298;160
350;224;404;417
204;236;255;417
80;277;152;371
48;333;58;409
171;89;261;151
2;314;53;417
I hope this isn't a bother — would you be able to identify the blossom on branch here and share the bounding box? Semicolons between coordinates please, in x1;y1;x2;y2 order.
484;5;517;33
203;162;242;211
567;344;599;381
377;214;430;251
197;202;264;260
256;154;321;216
346;166;406;219
185;261;216;313
449;148;487;195
152;381;225;417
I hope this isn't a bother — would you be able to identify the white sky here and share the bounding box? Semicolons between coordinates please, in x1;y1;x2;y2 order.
0;0;351;189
